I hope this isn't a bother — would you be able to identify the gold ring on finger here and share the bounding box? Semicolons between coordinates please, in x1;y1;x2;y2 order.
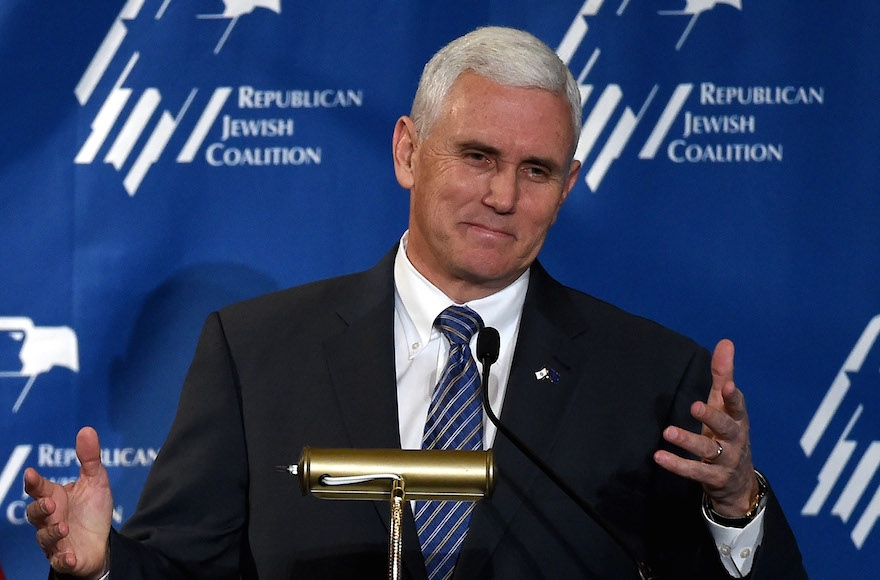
703;441;723;463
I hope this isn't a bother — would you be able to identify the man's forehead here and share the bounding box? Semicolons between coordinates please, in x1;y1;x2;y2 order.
446;71;564;106
434;76;575;163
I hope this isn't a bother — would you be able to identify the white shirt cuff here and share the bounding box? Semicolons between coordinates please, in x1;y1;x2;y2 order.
704;507;765;577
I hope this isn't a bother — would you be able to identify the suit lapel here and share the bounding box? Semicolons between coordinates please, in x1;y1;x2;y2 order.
457;262;592;576
320;248;429;579
498;262;591;463
322;268;400;449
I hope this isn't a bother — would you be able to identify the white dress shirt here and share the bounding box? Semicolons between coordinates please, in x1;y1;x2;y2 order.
392;233;528;451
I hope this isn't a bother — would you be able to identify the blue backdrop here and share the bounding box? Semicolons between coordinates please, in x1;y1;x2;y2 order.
1;2;878;578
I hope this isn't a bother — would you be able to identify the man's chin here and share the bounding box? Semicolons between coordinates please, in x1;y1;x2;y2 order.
454;260;527;288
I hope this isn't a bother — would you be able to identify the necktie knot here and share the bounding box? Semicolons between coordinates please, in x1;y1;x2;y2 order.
435;305;484;347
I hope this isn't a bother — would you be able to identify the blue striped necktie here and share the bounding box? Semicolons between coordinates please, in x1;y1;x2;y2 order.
415;305;484;580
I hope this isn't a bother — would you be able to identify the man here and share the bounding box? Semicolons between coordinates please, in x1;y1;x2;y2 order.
24;26;806;579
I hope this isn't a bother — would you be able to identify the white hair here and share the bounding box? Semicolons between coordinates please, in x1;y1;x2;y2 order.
410;26;582;150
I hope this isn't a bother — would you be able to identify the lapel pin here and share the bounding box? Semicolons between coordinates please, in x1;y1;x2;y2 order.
535;367;560;383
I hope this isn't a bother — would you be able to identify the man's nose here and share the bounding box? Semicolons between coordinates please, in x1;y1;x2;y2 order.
483;165;518;214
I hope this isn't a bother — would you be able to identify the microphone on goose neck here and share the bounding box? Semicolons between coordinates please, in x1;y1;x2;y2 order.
475;327;657;580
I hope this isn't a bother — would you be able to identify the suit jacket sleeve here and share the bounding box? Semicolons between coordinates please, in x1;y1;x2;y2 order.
108;311;250;578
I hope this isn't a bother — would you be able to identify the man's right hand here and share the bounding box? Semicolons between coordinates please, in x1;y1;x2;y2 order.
24;426;113;579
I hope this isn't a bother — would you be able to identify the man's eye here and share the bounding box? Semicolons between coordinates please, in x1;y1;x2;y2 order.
525;167;549;180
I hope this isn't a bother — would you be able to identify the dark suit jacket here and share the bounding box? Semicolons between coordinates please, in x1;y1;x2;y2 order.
102;248;806;579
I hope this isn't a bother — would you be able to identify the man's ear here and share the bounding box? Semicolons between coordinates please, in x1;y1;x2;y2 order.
392;116;418;189
561;159;581;205
551;160;581;224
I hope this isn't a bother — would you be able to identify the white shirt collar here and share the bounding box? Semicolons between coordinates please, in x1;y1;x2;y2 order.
393;231;529;356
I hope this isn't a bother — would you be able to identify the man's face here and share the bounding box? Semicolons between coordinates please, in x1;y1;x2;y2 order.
393;72;581;302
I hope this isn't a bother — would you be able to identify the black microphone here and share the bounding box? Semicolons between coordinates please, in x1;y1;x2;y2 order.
475;325;500;366
476;327;657;580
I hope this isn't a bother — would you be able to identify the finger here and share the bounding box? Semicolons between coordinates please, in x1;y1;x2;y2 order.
691;400;741;441
708;339;735;408
23;467;55;500
25;496;56;527
703;440;724;464
712;339;735;381
663;425;726;463
36;521;69;553
653;449;726;489
75;426;104;478
49;551;78;574
720;380;749;421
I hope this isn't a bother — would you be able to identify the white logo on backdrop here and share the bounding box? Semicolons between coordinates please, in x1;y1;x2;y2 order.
0;443;156;526
198;0;282;53
0;445;32;507
73;0;356;196
659;0;742;50
73;0;324;197
801;315;880;549
557;0;822;191
0;317;79;413
0;444;34;525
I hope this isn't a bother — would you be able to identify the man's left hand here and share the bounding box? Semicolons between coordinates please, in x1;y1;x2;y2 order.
653;339;760;516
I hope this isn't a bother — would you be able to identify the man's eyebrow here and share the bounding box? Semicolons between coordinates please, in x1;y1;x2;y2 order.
456;140;500;156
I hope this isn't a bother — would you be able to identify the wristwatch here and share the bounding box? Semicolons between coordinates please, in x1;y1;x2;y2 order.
702;469;769;528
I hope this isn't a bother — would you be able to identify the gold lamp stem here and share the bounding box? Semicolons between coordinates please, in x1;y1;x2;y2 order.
388;478;405;580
